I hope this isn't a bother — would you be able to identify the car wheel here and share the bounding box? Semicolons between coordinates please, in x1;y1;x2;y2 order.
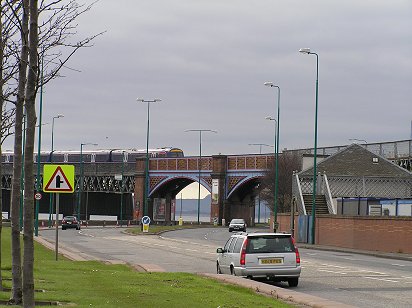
76;226;81;230
230;266;236;276
288;278;299;287
62;227;66;230
216;262;222;274
228;228;233;232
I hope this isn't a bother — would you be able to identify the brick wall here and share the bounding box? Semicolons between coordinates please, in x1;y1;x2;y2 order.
275;213;412;254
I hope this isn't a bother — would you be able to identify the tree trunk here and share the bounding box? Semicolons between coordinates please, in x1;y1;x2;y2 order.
10;0;30;304
22;0;38;306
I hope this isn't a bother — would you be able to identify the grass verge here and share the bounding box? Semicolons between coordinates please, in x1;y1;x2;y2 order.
0;227;291;307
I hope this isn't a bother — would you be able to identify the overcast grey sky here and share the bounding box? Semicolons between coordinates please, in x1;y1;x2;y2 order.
5;0;411;156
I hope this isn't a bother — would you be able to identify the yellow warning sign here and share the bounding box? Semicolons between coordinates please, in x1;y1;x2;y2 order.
43;165;75;193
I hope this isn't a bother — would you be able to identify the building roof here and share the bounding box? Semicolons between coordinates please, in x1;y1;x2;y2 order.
299;143;412;178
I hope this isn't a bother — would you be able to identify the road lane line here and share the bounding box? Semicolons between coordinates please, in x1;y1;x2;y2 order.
319;270;347;275
364;276;399;283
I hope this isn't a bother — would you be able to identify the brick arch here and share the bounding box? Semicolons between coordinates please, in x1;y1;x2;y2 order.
150;174;212;196
226;175;263;199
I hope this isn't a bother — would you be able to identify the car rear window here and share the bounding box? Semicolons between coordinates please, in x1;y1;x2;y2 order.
231;219;244;224
246;235;295;254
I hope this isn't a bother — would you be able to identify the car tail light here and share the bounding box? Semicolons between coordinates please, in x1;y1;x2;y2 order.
240;239;248;265
295;247;301;265
291;236;300;264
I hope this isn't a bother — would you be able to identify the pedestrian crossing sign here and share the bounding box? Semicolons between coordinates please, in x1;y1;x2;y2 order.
43;165;75;193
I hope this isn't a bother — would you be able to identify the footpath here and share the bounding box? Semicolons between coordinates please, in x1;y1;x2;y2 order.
34;234;412;308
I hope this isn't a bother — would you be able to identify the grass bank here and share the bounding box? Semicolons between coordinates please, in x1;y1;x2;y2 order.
0;227;291;307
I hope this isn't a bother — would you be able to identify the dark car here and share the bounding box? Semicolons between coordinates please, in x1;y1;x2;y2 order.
228;219;247;232
62;216;81;230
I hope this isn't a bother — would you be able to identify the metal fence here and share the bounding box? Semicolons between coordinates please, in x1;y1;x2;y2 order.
285;139;412;170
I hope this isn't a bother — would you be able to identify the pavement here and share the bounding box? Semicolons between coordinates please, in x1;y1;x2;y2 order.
34;234;412;308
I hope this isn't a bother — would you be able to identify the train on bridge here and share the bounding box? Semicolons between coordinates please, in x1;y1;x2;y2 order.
1;147;184;163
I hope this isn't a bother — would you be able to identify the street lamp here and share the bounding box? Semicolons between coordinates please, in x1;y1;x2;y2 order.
78;142;98;221
299;47;319;244
265;78;280;234
248;143;273;154
48;114;64;227
185;129;217;224
248;143;274;223
136;98;162;217
120;150;125;226
51;114;64;161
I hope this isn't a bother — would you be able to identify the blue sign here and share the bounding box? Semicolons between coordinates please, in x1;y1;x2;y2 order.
142;216;151;225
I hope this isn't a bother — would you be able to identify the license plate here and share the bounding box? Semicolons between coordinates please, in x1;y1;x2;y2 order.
260;258;283;264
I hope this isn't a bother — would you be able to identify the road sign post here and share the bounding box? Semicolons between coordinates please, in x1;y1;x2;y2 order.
142;215;151;233
43;165;75;261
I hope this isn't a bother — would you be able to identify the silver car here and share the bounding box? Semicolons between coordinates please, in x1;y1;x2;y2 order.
216;232;301;287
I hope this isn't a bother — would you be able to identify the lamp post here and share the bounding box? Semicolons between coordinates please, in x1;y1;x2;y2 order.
48;114;64;227
299;47;319;244
185;129;217;224
120;150;125;226
136;98;162;217
248;143;274;223
264;80;280;234
78;142;98;221
34;54;45;236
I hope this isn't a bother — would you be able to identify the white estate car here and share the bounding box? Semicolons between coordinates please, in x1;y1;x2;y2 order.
216;232;301;287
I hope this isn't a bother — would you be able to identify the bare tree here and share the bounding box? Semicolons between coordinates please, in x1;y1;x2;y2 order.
1;0;102;304
21;0;37;304
9;0;27;303
260;151;302;213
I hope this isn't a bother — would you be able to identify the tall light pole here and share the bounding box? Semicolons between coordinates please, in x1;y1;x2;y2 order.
34;54;45;236
248;143;274;223
136;98;162;217
299;47;319;244
265;88;280;234
78;142;98;221
185;129;217;224
48;114;64;227
120;150;125;226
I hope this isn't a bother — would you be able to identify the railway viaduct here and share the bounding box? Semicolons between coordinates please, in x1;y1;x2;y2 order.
1;154;273;225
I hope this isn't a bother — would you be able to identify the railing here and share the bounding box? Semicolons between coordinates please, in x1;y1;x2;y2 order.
297;174;412;199
293;172;306;215
323;173;336;214
227;154;273;171
149;157;213;171
285;139;412;161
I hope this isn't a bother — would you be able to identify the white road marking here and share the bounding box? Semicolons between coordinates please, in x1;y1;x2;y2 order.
185;248;199;252
321;264;348;269
364;276;399;283
318;269;348;275
391;263;406;267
